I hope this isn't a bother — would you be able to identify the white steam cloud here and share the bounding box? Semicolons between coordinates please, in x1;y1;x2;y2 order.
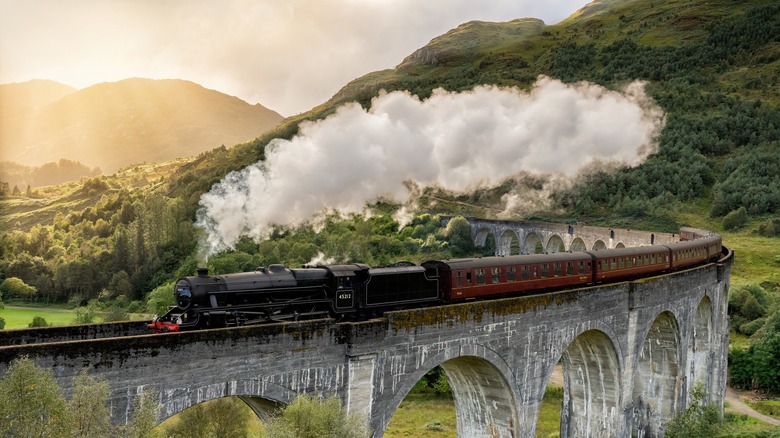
197;76;664;255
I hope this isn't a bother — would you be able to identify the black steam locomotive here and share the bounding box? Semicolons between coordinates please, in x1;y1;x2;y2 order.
148;227;723;332
148;262;439;332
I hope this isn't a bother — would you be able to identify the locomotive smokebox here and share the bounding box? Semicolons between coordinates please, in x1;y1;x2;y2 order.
196;267;209;277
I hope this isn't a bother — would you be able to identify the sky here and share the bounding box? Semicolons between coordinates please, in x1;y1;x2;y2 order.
0;0;592;117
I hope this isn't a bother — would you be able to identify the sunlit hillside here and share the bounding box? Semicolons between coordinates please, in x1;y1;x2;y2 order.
0;78;284;175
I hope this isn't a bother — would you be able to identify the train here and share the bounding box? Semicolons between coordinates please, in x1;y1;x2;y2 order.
148;227;723;332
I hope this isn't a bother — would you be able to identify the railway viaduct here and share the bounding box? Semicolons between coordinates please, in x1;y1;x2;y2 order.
0;220;732;438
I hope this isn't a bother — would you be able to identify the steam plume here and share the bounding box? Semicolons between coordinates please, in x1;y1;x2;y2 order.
197;76;664;254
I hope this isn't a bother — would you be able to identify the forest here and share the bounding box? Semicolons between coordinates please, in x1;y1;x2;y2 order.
1;0;780;404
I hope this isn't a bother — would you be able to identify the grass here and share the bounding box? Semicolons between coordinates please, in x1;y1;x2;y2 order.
0;306;83;329
718;412;780;437
384;392;457;438
535;386;564;437
383;384;564;437
747;400;780;419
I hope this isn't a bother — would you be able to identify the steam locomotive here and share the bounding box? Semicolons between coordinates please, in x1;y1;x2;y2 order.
148;228;723;332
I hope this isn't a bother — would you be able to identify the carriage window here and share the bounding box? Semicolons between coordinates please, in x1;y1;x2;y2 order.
554;263;562;277
610;259;617;270
632;257;637;267
533;267;539;279
492;267;501;283
618;258;625;269
521;266;530;280
651;255;656;264
507;266;516;282
567;263;574;275
599;261;605;271
578;261;586;274
456;271;463;288
476;269;486;285
541;264;549;278
466;272;472;283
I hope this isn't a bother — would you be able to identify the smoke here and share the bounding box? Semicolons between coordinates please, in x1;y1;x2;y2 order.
305;252;336;267
196;76;665;254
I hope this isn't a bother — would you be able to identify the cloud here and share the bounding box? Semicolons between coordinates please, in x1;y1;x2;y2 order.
196;76;665;254
1;0;591;115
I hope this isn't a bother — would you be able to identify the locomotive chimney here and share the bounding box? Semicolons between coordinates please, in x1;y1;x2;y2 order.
196;267;209;277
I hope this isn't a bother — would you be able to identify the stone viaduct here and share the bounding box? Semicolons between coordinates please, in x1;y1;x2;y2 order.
0;220;733;437
440;216;682;255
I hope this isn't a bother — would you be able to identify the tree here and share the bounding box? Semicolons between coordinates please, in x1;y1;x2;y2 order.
751;331;780;393
445;216;474;256
164;397;250;438
146;281;175;316
108;270;134;297
0;277;37;300
70;368;112;437
664;382;721;438
124;388;160;438
0;356;70;437
722;206;748;230
264;394;368;438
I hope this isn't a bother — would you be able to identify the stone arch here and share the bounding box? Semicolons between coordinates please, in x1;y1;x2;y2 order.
615;242;626;249
592;240;607;251
546;235;565;254
570;237;587;252
380;346;519;438
523;232;543;254
547;330;622;437
474;227;494;248
632;311;682;436
499;229;520;256
158;379;294;423
691;297;713;396
238;396;284;423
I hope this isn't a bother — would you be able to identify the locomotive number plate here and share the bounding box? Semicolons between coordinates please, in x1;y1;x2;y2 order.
337;291;354;308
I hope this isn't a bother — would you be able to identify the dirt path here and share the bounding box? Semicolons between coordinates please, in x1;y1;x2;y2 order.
725;386;780;426
548;365;780;427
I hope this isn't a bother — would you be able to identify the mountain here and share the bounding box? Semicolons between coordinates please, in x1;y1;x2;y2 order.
0;79;76;113
1;78;284;175
0;80;77;156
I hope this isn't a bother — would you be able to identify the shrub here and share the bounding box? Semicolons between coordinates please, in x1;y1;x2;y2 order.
739;317;766;336
758;218;780;237
722;207;748;231
665;382;721;437
264;394;368;438
29;316;50;328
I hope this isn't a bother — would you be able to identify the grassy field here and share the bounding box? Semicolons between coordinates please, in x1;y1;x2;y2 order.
383;384;563;438
384;393;457;438
0;306;82;329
